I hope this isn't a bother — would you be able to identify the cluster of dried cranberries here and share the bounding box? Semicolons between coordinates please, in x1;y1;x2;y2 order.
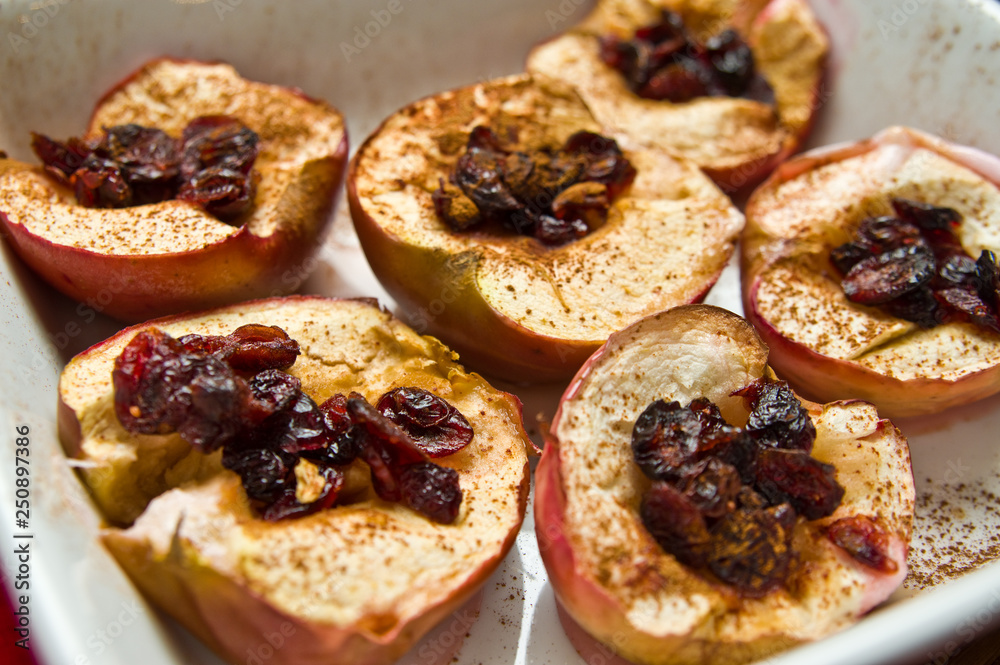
432;126;636;245
599;9;774;104
31;115;259;221
112;325;473;522
832;198;1000;332
633;378;893;597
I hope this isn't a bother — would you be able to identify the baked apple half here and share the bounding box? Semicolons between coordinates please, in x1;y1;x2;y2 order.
742;126;1000;418
0;58;348;321
526;0;828;192
348;73;743;383
535;304;914;665
58;296;532;665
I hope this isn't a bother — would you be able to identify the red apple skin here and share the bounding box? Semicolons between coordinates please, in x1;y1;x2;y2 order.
742;126;1000;418
59;295;532;665
525;0;830;195
0;58;348;322
535;304;913;665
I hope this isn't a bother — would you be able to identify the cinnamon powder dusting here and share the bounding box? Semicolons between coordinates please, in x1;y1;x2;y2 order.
904;477;1000;590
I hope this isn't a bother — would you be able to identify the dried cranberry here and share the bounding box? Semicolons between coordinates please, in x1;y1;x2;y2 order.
754;448;844;520
259;464;345;522
177;166;255;220
222;324;301;372
348;393;427;501
707;504;794;597
598;10;773;105
399;462;463;524
30;132;91;184
113;328;250;452
833;199;1000;333
892;197;961;234
376;387;474;457
883;286;944;328
640;482;711;567
935;287;1000;332
826;515;898;573
73;155;133;208
300;394;360;467
737;378;816;452
98;124;180;203
30;115;258;221
977;250;1000;311
180;115;259;177
842;245;936;305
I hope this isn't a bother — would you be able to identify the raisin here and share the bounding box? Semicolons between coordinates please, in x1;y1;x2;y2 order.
434;126;633;246
640;482;712;567
679;458;741;519
222;447;295;502
177;166;255;220
754;448;844;520
376;387;474;457
705;29;756;96
454;130;521;214
562;131;636;199
244;369;302;426
631;399;703;480
826;515;898;573
737;378;816;452
706;504;794;597
399;462;463;524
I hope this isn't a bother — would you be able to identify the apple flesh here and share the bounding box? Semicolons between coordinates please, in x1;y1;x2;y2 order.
348;72;743;383
0;58;348;322
742;126;1000;418
535;304;914;665
525;0;829;193
58;295;532;665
